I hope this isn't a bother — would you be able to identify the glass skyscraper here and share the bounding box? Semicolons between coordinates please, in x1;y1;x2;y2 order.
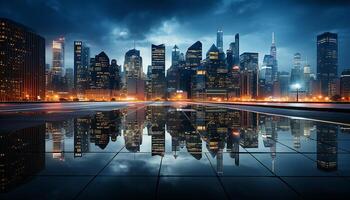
317;32;338;97
0;18;45;101
151;44;166;100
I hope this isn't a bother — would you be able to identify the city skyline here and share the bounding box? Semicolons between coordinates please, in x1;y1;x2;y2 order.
1;0;350;73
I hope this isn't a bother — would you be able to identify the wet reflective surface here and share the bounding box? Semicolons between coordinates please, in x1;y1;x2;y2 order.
1;102;350;199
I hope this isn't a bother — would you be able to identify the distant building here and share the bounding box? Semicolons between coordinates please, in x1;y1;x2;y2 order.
317;32;338;97
146;65;153;100
167;45;182;97
278;71;290;98
65;68;74;92
216;29;223;52
259;54;274;98
205;44;228;100
183;41;202;98
151;44;166;100
0;18;45;101
340;69;350;98
90;52;110;89
227;34;240;99
87;52;122;100
74;41;90;97
290;53;303;94
240;53;258;99
110;59;122;91
192;65;206;100
171;45;181;67
124;48;144;100
270;32;278;81
52;37;65;92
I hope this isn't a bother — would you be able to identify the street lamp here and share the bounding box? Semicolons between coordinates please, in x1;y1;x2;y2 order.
293;83;301;102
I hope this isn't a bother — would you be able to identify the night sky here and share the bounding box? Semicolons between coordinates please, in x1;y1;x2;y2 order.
1;0;350;74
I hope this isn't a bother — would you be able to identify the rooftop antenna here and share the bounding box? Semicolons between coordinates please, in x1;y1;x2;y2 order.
272;32;275;44
133;40;135;49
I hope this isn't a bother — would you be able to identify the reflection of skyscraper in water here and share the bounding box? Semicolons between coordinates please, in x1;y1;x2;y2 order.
124;106;145;152
203;106;228;175
290;119;303;149
260;115;277;171
240;111;258;148
46;121;65;160
227;128;240;166
303;120;314;138
226;110;241;165
74;117;91;157
185;130;202;160
316;123;338;171
149;106;166;156
0;125;45;192
90;111;121;149
166;108;182;158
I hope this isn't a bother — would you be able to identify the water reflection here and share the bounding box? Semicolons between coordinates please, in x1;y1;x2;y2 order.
1;103;349;194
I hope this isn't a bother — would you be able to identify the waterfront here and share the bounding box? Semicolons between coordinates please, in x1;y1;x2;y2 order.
1;102;350;199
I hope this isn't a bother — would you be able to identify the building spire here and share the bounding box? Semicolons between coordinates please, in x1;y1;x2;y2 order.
272;32;275;44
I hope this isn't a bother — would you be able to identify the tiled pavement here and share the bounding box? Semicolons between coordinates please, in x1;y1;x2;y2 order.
1;105;350;199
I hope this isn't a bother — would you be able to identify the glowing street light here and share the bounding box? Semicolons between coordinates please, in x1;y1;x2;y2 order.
292;83;301;102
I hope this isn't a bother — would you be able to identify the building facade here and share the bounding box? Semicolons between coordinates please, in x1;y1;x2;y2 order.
317;32;338;97
0;18;45;101
340;69;350;98
240;53;258;99
151;44;166;100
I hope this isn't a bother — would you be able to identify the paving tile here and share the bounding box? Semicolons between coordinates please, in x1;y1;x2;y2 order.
253;153;339;176
160;152;215;176
39;153;115;175
221;177;299;199
100;152;161;176
206;152;273;176
157;177;227;200
77;177;157;200
0;176;92;200
283;177;350;199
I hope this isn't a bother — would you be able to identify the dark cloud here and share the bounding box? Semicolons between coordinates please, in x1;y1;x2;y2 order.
0;0;220;41
1;0;350;72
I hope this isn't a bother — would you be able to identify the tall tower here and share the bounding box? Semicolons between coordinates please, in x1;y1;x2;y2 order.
171;45;180;67
317;32;338;97
0;18;45;101
74;41;90;96
52;37;65;77
270;32;278;81
216;28;224;52
151;44;166;100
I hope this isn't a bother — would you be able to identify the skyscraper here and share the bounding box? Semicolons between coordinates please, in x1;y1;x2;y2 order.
270;32;278;81
171;45;180;67
259;55;274;98
183;41;202;98
52;37;65;77
317;32;338;97
89;51;110;89
340;69;350;98
0;18;45;101
205;44;228;100
240;53;259;99
110;59;122;91
124;48;144;100
74;41;90;97
151;44;166;100
227;34;240;99
216;29;223;52
290;53;303;88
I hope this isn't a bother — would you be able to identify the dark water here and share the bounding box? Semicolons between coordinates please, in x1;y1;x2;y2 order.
1;102;350;199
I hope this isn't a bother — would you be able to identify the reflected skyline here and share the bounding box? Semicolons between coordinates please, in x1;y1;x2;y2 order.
1;103;349;199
